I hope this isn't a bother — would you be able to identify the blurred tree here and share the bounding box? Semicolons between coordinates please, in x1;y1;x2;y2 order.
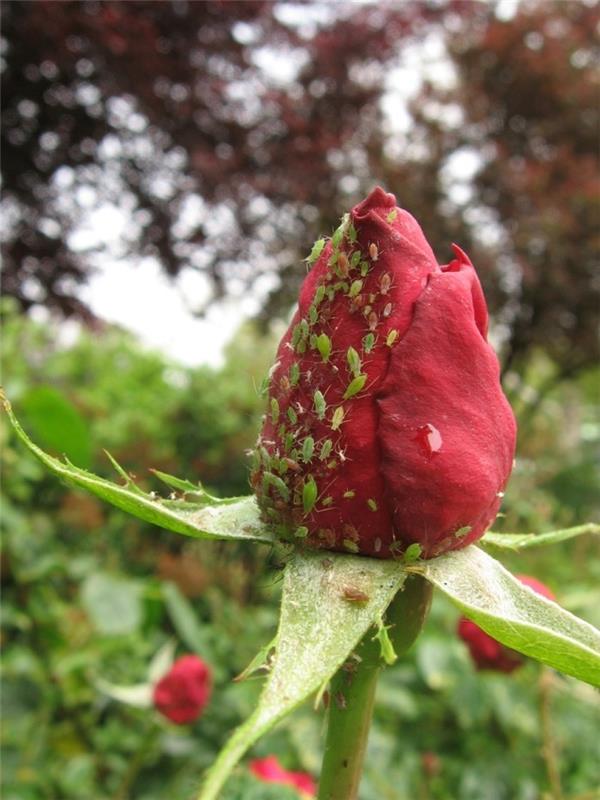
385;0;599;380
1;0;453;316
1;0;597;380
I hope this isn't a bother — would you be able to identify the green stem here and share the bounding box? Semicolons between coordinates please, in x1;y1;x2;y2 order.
318;576;432;800
318;645;380;800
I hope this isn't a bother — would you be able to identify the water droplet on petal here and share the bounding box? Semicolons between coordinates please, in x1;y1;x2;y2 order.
415;423;443;458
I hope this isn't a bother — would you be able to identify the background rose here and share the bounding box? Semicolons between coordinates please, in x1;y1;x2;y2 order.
152;654;212;725
253;188;516;558
250;755;316;798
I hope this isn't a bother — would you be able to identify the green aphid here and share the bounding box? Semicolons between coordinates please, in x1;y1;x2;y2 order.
314;284;326;306
386;330;399;347
386;208;398;223
360;261;370;277
262;472;290;502
343;539;359;553
299;319;309;339
348;223;358;243
317;333;332;362
373;616;397;665
332;214;349;248
331;406;345;431
249;449;261;470
302;436;315;463
291;324;302;348
327;287;335;302
287;407;298;425
403;543;423;563
290;363;300;386
314;390;326;420
284;432;294;452
309;333;318;350
259;446;271;466
319;439;333;460
343;373;367;400
349;279;363;298
363;333;376;353
332;230;344;248
303;476;318;514
322;496;334;507
343;489;355;499
305;238;326;264
309;305;318;325
367;498;378;512
258;375;269;397
350;250;361;268
294;525;309;539
296;340;307;355
346;346;361;376
270;397;280;424
454;525;472;539
278;423;286;438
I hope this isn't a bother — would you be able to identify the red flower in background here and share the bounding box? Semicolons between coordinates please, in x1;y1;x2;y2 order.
458;575;556;672
253;187;516;558
153;654;212;724
250;756;316;797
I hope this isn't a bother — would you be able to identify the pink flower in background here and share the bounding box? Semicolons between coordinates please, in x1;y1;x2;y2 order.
250;755;316;797
458;575;555;672
153;654;212;724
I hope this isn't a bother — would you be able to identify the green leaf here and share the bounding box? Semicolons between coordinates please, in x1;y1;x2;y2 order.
95;677;153;708
2;392;274;545
20;385;92;469
416;546;600;686
162;582;215;660
198;550;407;800
81;573;142;635
482;523;599;551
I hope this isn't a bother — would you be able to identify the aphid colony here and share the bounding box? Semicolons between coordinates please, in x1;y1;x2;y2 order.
250;210;400;551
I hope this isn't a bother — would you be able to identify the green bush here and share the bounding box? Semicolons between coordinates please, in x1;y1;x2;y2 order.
1;300;598;798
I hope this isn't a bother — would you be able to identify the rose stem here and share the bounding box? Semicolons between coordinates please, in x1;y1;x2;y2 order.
318;575;432;800
539;667;563;800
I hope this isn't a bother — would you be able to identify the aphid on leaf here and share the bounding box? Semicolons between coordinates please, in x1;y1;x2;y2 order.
341;585;370;604
369;242;379;261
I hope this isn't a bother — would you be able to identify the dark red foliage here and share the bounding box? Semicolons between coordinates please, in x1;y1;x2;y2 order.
252;188;516;558
152;654;211;725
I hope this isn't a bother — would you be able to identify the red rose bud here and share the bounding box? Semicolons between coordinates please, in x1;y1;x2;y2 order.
250;756;316;798
458;574;555;672
252;187;516;558
152;654;212;724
